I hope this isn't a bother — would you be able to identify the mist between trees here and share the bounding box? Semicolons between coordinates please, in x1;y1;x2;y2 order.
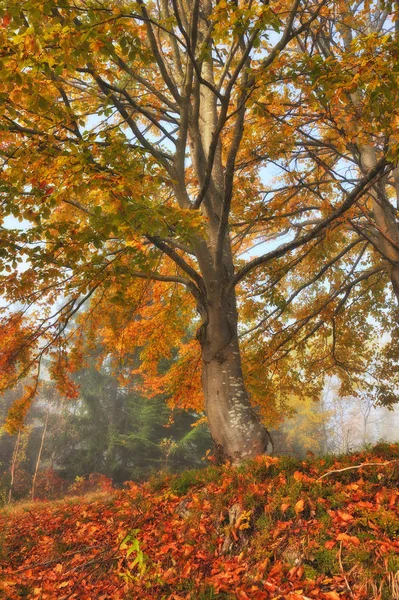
2;353;398;505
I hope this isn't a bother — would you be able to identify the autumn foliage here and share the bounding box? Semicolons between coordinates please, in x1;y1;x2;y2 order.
1;443;399;599
3;0;399;460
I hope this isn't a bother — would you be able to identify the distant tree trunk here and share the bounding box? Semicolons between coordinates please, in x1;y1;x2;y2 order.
31;408;49;500
8;430;21;503
359;144;399;307
340;19;399;312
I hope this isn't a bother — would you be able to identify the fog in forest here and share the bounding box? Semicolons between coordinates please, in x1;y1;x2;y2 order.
1;364;398;505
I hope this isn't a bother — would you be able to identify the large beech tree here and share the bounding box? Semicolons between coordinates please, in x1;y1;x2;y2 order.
0;0;396;462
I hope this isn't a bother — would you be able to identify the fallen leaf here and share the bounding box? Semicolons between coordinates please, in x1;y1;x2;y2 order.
337;510;354;522
295;499;305;514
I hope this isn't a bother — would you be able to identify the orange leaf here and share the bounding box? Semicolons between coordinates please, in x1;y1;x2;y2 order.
337;533;359;546
337;510;354;522
295;499;305;514
389;490;397;508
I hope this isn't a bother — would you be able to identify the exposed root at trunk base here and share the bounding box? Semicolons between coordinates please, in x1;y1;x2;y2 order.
213;429;274;466
220;502;252;554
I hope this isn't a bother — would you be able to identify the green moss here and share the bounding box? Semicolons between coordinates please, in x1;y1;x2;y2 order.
255;513;273;531
312;548;340;575
0;526;8;562
317;455;336;469
148;472;170;492
54;539;75;554
175;583;235;599
343;547;372;570
328;492;347;509
14;584;32;598
169;472;199;496
148;466;222;496
303;564;318;580
356;530;374;542
266;480;306;520
241;459;280;481
317;510;332;528
279;455;302;475
373;509;399;536
382;586;396;600
309;483;334;501
169;466;222;496
195;589;236;599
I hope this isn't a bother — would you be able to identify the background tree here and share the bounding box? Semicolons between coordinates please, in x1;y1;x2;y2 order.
231;0;399;414
0;0;396;462
53;356;212;482
296;1;399;303
0;356;213;503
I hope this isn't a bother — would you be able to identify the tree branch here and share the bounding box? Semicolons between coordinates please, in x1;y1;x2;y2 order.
146;235;205;291
230;157;391;291
317;460;397;481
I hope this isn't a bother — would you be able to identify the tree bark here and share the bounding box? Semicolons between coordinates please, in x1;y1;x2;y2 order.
198;288;273;464
8;430;21;503
359;145;399;308
31;408;49;501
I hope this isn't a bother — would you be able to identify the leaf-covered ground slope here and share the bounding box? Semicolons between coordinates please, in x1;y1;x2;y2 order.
1;443;399;599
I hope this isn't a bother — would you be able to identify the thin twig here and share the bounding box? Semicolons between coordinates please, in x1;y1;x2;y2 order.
338;540;354;599
317;460;397;481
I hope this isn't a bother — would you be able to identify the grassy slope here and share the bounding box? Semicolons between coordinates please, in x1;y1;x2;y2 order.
1;443;399;600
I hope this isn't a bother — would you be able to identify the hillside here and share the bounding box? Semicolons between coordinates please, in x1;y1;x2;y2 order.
1;444;399;600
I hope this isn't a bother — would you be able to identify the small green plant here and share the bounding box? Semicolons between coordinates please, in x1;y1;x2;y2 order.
119;530;147;580
0;526;8;562
255;513;273;531
387;553;399;573
373;510;399;536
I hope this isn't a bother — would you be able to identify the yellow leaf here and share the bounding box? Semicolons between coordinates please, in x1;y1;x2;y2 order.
294;499;305;514
58;581;70;589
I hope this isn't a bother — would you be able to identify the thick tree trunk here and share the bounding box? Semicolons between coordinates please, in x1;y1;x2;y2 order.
198;290;273;464
202;342;273;463
186;2;272;463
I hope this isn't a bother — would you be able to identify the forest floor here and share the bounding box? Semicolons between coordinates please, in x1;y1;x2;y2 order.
1;443;399;600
